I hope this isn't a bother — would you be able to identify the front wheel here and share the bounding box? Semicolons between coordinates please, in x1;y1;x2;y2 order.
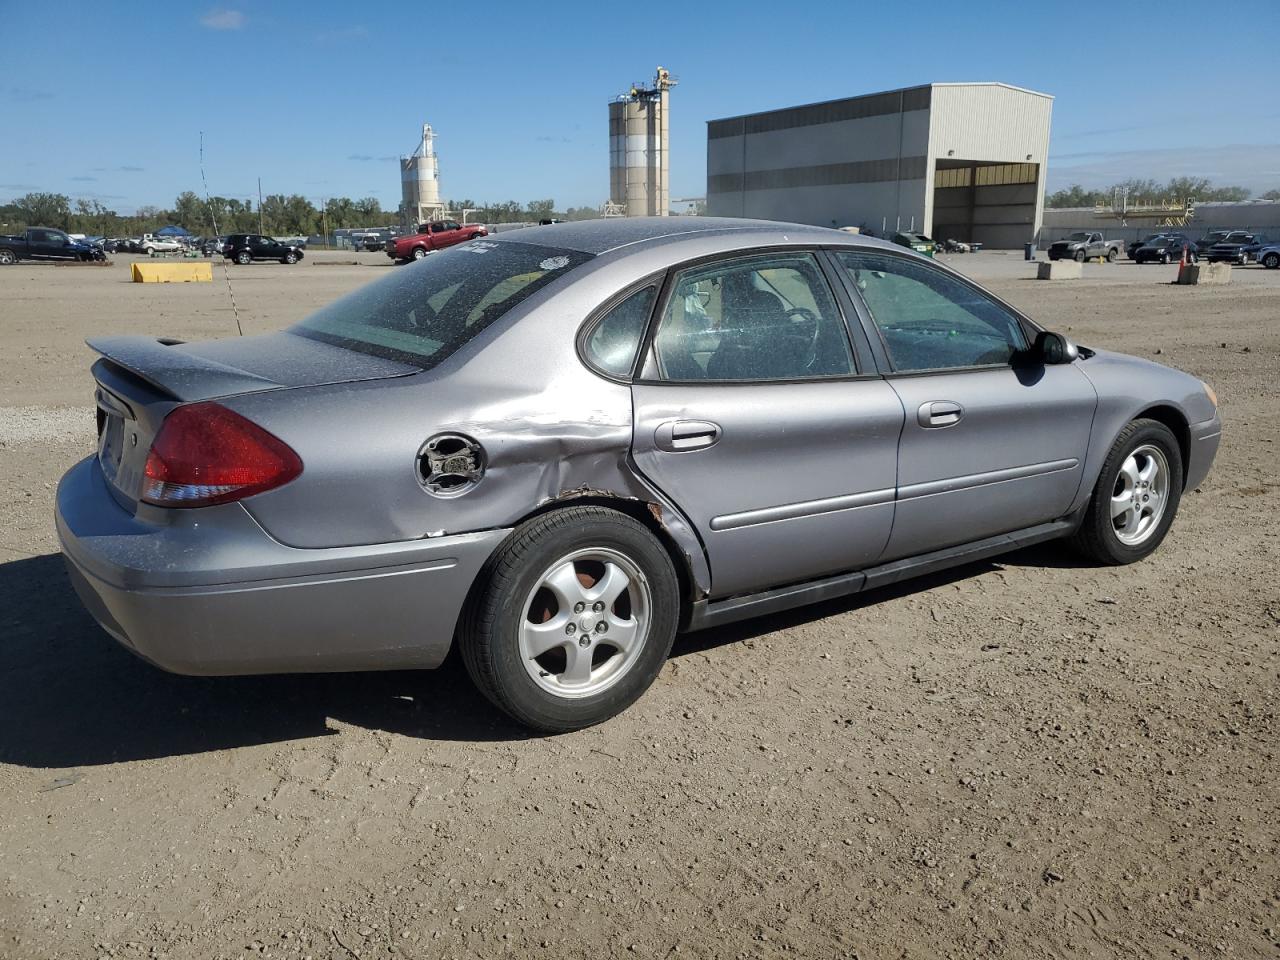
1071;419;1183;565
460;506;680;732
411;246;428;260
0;249;17;265
283;252;298;264
1161;253;1171;265
1074;249;1087;263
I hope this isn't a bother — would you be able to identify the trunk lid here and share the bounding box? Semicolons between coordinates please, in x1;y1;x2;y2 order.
88;332;417;506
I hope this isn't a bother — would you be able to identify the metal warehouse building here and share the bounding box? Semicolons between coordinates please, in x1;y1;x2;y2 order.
706;82;1053;249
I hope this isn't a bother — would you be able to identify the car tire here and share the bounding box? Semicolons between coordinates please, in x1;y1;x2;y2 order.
1161;253;1171;265
1074;249;1087;263
235;250;251;265
283;252;298;264
1071;418;1184;566
0;248;16;265
460;506;680;733
1263;253;1280;269
143;246;155;255
1106;248;1118;262
412;247;428;260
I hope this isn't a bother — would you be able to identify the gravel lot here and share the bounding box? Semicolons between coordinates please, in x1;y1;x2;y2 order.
1;249;1276;959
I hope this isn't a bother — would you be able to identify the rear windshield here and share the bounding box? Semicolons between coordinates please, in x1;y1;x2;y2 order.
292;240;592;366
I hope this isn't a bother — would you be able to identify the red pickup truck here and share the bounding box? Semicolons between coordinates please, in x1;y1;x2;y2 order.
385;220;488;262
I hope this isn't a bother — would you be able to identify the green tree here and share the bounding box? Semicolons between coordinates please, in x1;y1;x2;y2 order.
324;196;356;229
172;191;207;232
1044;185;1107;209
1262;189;1280;201
353;196;384;223
525;198;555;221
12;192;72;229
260;194;317;235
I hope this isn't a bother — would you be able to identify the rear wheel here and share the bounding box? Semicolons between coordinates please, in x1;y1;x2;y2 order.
1263;252;1280;269
1106;248;1118;262
460;506;679;732
235;250;251;265
1071;419;1183;565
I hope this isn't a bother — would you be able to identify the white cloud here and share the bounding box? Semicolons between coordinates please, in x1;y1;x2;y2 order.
200;8;245;30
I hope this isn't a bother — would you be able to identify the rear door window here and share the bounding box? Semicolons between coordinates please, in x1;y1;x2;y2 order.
645;252;855;381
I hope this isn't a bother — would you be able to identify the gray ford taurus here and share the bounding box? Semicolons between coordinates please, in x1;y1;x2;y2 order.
56;218;1222;731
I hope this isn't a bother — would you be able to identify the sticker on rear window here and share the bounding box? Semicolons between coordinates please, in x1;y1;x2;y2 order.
539;255;570;270
461;241;497;254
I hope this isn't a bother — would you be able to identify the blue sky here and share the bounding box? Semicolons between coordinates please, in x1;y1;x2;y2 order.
2;1;1278;213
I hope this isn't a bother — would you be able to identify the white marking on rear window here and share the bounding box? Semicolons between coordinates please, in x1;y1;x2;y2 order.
538;255;570;270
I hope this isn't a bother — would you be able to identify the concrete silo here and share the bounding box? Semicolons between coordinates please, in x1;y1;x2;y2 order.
400;122;445;226
608;67;675;217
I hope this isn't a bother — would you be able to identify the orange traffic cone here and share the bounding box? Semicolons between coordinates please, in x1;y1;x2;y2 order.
1178;243;1188;279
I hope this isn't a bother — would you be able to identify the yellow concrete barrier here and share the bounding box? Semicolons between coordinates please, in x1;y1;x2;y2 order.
131;262;213;283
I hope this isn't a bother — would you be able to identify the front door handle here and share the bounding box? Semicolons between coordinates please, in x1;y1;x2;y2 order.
655;419;721;452
917;401;964;428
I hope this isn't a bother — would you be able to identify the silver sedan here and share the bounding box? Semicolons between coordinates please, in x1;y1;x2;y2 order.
56;218;1222;730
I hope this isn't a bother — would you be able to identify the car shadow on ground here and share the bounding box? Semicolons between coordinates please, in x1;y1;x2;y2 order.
0;544;1076;769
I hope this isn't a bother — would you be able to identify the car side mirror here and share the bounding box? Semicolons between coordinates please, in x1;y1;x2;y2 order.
1034;330;1079;365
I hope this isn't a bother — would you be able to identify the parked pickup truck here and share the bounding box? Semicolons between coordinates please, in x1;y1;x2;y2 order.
385;220;488;262
1047;232;1124;263
0;227;107;264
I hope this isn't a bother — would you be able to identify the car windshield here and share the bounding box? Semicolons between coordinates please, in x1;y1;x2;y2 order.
1065;232;1089;241
292;240;592;367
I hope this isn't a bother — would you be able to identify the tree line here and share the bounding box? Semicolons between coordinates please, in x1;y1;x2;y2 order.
1046;177;1280;209
0;191;603;237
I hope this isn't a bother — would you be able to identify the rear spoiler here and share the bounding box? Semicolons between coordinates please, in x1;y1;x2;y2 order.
86;336;281;401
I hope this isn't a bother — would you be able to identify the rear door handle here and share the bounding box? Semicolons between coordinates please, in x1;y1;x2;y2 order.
655;419;721;452
917;401;964;428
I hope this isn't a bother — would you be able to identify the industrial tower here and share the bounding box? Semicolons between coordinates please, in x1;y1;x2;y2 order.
608;67;676;217
400;122;445;226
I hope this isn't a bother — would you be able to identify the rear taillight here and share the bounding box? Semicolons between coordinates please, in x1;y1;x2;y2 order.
141;402;302;507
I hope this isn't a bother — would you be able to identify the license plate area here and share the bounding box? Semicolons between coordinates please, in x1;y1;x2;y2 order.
95;386;134;489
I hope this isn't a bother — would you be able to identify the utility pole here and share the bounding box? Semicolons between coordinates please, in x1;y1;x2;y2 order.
321;198;329;250
258;178;265;234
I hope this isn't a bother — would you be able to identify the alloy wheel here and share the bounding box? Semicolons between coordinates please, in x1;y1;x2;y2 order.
1111;444;1170;546
518;547;651;699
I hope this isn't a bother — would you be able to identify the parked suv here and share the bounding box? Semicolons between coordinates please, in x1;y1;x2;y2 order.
1206;233;1266;264
223;234;305;265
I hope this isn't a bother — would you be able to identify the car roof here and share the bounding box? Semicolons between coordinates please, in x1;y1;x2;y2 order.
484;216;889;256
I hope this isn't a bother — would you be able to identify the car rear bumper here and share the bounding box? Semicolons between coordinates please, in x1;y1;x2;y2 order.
1185;415;1221;491
55;456;509;676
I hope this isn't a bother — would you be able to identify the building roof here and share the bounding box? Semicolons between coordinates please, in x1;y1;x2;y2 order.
707;82;1053;138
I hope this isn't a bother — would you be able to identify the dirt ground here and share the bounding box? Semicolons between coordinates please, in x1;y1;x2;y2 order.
0;250;1276;959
